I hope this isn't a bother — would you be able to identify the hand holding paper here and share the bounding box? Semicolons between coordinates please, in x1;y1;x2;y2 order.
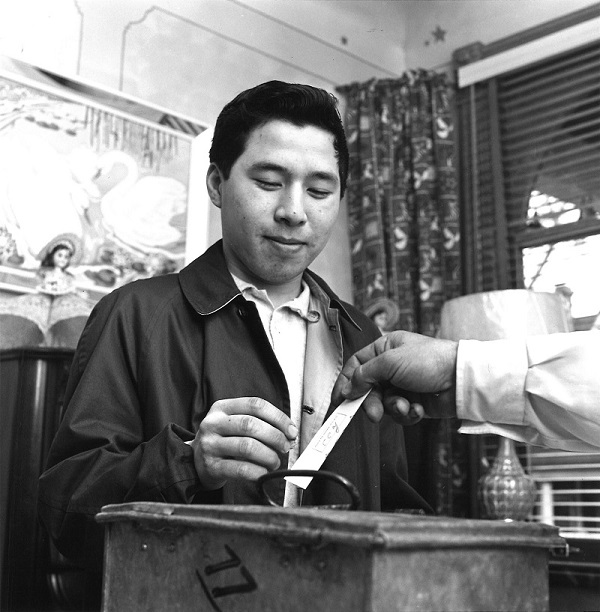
285;391;370;489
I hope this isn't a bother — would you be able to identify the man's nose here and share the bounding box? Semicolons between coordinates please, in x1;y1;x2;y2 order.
274;187;308;226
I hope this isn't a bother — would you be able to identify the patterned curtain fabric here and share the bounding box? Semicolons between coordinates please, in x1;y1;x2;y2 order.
338;71;469;517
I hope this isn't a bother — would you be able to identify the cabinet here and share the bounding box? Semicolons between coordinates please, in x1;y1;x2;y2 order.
1;347;73;611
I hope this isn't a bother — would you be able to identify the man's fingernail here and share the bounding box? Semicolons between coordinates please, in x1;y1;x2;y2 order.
341;381;351;397
288;424;299;439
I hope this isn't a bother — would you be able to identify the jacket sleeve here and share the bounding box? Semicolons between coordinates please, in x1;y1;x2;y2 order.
457;331;600;453
37;288;218;568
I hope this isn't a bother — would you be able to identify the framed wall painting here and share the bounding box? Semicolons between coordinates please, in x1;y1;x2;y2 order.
0;55;209;303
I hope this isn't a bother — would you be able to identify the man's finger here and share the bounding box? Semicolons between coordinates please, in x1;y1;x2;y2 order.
384;394;411;418
208;413;294;454
331;355;361;403
342;356;395;399
215;436;282;470
207;457;276;483
213;397;298;440
332;337;401;404
409;404;426;420
360;390;385;423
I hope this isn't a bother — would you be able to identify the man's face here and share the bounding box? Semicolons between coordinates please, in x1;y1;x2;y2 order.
207;120;341;290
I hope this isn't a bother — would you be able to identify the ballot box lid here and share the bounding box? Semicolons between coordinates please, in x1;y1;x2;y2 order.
96;502;564;552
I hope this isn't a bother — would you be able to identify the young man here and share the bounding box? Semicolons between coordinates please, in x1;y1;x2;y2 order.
38;82;429;576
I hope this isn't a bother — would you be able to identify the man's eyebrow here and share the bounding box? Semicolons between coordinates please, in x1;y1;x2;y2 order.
309;170;339;184
249;162;339;184
249;162;286;173
250;162;339;183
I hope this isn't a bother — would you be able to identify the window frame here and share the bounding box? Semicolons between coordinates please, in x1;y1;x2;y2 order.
453;4;600;593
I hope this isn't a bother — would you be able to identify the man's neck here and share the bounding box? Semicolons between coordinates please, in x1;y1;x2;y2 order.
263;280;303;309
226;262;303;308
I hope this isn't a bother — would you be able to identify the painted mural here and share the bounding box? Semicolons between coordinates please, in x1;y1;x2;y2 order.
0;70;193;302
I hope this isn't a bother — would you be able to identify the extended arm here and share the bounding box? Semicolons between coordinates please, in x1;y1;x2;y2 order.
457;331;600;452
333;330;600;452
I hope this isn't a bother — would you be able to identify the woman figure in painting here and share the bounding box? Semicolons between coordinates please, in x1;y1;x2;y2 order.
37;239;77;295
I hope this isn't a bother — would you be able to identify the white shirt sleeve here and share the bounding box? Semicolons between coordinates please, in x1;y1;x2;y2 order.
457;330;600;453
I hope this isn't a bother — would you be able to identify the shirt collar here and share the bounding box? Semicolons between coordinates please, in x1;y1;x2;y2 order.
231;273;314;321
178;240;361;329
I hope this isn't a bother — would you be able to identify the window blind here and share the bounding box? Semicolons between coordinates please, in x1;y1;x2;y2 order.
455;17;600;581
456;38;600;292
499;42;600;237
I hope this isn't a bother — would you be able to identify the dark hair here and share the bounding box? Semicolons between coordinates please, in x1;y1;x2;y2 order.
40;242;73;268
209;81;349;197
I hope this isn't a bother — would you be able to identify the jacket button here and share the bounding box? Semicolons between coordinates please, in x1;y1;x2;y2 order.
238;307;246;318
307;310;320;323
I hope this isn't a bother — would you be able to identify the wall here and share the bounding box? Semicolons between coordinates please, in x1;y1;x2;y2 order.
1;0;598;302
400;0;599;72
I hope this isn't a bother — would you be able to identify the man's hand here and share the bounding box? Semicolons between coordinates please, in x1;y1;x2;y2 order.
331;331;458;423
191;397;298;490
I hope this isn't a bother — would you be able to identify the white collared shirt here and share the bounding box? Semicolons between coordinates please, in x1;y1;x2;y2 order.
187;272;341;506
231;274;323;506
457;331;600;453
232;274;312;434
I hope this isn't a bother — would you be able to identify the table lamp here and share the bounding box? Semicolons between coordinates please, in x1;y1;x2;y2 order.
438;289;573;520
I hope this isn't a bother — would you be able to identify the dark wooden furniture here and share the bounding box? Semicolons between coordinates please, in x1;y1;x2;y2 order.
1;347;73;611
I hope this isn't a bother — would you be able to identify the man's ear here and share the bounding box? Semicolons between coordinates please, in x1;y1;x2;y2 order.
206;163;224;209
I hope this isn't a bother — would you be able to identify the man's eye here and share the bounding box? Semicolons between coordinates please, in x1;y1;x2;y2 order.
256;179;281;189
308;188;331;199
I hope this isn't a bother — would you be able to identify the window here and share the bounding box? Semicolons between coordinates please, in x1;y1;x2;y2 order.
454;4;600;595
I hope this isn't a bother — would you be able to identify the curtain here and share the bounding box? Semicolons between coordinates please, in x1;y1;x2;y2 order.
337;71;469;516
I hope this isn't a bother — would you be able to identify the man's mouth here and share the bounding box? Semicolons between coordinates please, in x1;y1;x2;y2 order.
267;236;306;247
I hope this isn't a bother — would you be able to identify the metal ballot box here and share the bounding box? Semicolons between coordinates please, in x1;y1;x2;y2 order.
96;502;564;612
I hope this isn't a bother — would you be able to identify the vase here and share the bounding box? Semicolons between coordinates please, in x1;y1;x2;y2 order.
478;436;537;521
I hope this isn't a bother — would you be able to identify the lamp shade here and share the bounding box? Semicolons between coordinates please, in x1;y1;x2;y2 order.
438;289;572;521
438;289;572;342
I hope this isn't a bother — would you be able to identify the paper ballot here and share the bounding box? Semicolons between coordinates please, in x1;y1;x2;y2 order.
285;391;370;489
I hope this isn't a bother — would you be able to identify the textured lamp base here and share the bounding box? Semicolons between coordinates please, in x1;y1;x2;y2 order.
479;436;537;521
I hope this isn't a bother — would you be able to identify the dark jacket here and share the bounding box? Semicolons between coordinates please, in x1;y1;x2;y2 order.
38;241;428;568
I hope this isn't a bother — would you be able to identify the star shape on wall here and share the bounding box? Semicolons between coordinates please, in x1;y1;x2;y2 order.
432;25;447;43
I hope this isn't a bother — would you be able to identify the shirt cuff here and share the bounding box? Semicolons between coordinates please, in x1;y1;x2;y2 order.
456;338;529;426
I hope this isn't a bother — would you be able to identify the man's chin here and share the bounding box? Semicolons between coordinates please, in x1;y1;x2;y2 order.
261;262;309;286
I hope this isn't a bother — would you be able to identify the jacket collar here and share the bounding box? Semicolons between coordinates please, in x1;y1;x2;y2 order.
179;240;361;329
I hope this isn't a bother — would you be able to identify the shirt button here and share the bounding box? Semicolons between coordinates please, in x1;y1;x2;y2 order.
307;310;320;322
